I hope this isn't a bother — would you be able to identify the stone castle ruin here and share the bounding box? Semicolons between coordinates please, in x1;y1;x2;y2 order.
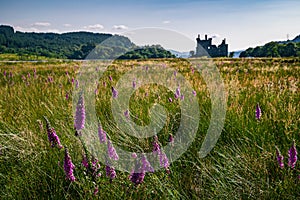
195;34;228;57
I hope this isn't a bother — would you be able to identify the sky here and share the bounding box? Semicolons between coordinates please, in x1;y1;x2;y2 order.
1;0;300;51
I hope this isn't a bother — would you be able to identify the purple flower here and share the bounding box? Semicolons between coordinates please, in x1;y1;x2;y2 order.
64;148;76;182
288;141;298;169
129;171;145;185
174;70;177;77
168;97;172;102
44;117;62;149
27;72;31;78
152;135;161;155
275;147;284;169
131;153;137;159
74;95;85;131
82;154;89;168
98;125;107;143
105;165;117;180
192;90;197;96
141;155;154;172
94;187;99;196
103;81;106;87
180;94;184;100
109;75;113;81
255;103;262;120
169;135;174;144
107;139;119;160
71;77;74;84
91;157;101;178
66;93;69;100
132;80;136;89
112;87;118;98
124;109;129;119
33;69;37;78
159;152;169;168
75;80;79;89
175;87;181;98
3;71;7;77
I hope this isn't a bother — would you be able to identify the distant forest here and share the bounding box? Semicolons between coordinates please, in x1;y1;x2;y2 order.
0;25;175;59
240;36;300;58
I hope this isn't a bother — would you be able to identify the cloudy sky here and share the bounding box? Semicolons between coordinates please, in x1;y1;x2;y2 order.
1;0;300;51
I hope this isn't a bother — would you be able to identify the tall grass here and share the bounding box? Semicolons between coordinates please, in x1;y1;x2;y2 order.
0;58;299;199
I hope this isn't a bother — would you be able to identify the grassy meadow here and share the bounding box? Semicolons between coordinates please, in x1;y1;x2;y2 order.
0;58;299;199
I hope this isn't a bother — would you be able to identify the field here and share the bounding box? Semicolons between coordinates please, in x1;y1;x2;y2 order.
0;58;299;199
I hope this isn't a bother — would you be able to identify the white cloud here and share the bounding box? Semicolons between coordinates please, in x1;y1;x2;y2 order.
162;20;171;24
15;26;60;33
112;25;128;30
83;24;104;30
63;23;72;27
31;22;51;27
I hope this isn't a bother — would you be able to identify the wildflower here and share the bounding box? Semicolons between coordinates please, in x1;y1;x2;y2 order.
98;125;107;143
288;141;298;169
132;80;136;89
105;165;117;180
175;87;181;98
152;135;161;155
44;117;62;149
112;87;118;98
275;146;284;168
33;69;37;78
75;80;79;89
255;103;262;120
91;157;101;178
94;187;99;196
109;75;113;81
107;139;119;160
124;109;129;119
180;94;184;100
159;152;169;168
64;148;76;182
131;153;137;159
74;94;85;131
168;97;172;102
82;154;89;168
174;70;177;77
129;171;145;185
103;81;106;87
66;93;69;100
192;90;197;96
3;71;6;76
141;155;154;172
71;77;74;84
27;72;31;78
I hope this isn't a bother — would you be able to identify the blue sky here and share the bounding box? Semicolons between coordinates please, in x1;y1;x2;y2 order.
1;0;300;51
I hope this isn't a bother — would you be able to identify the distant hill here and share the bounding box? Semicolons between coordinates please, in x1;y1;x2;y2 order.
0;25;174;60
168;50;190;58
240;35;300;58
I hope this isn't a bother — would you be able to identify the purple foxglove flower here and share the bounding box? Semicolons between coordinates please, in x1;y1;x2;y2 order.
168;97;172;102
145;66;149;71
66;93;69;100
141;155;154;172
131;153;137;159
275;147;284;169
105;165;116;179
132;80;136;89
255;103;262;120
124;110;129;119
98;125;107;143
82;154;89;168
3;71;6;76
107;139;119;160
288;141;298;169
176;87;180;97
64;148;76;182
174;93;179;99
109;75;113;81
74;95;85;131
91;157;101;178
112;87;118;98
129;171;145;185
71;77;74;84
180;94;184;100
159;151;169;168
9;72;13;78
152;135;161;155
94;187;99;196
44;117;62;149
33;69;37;78
192;90;197;96
27;72;31;78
